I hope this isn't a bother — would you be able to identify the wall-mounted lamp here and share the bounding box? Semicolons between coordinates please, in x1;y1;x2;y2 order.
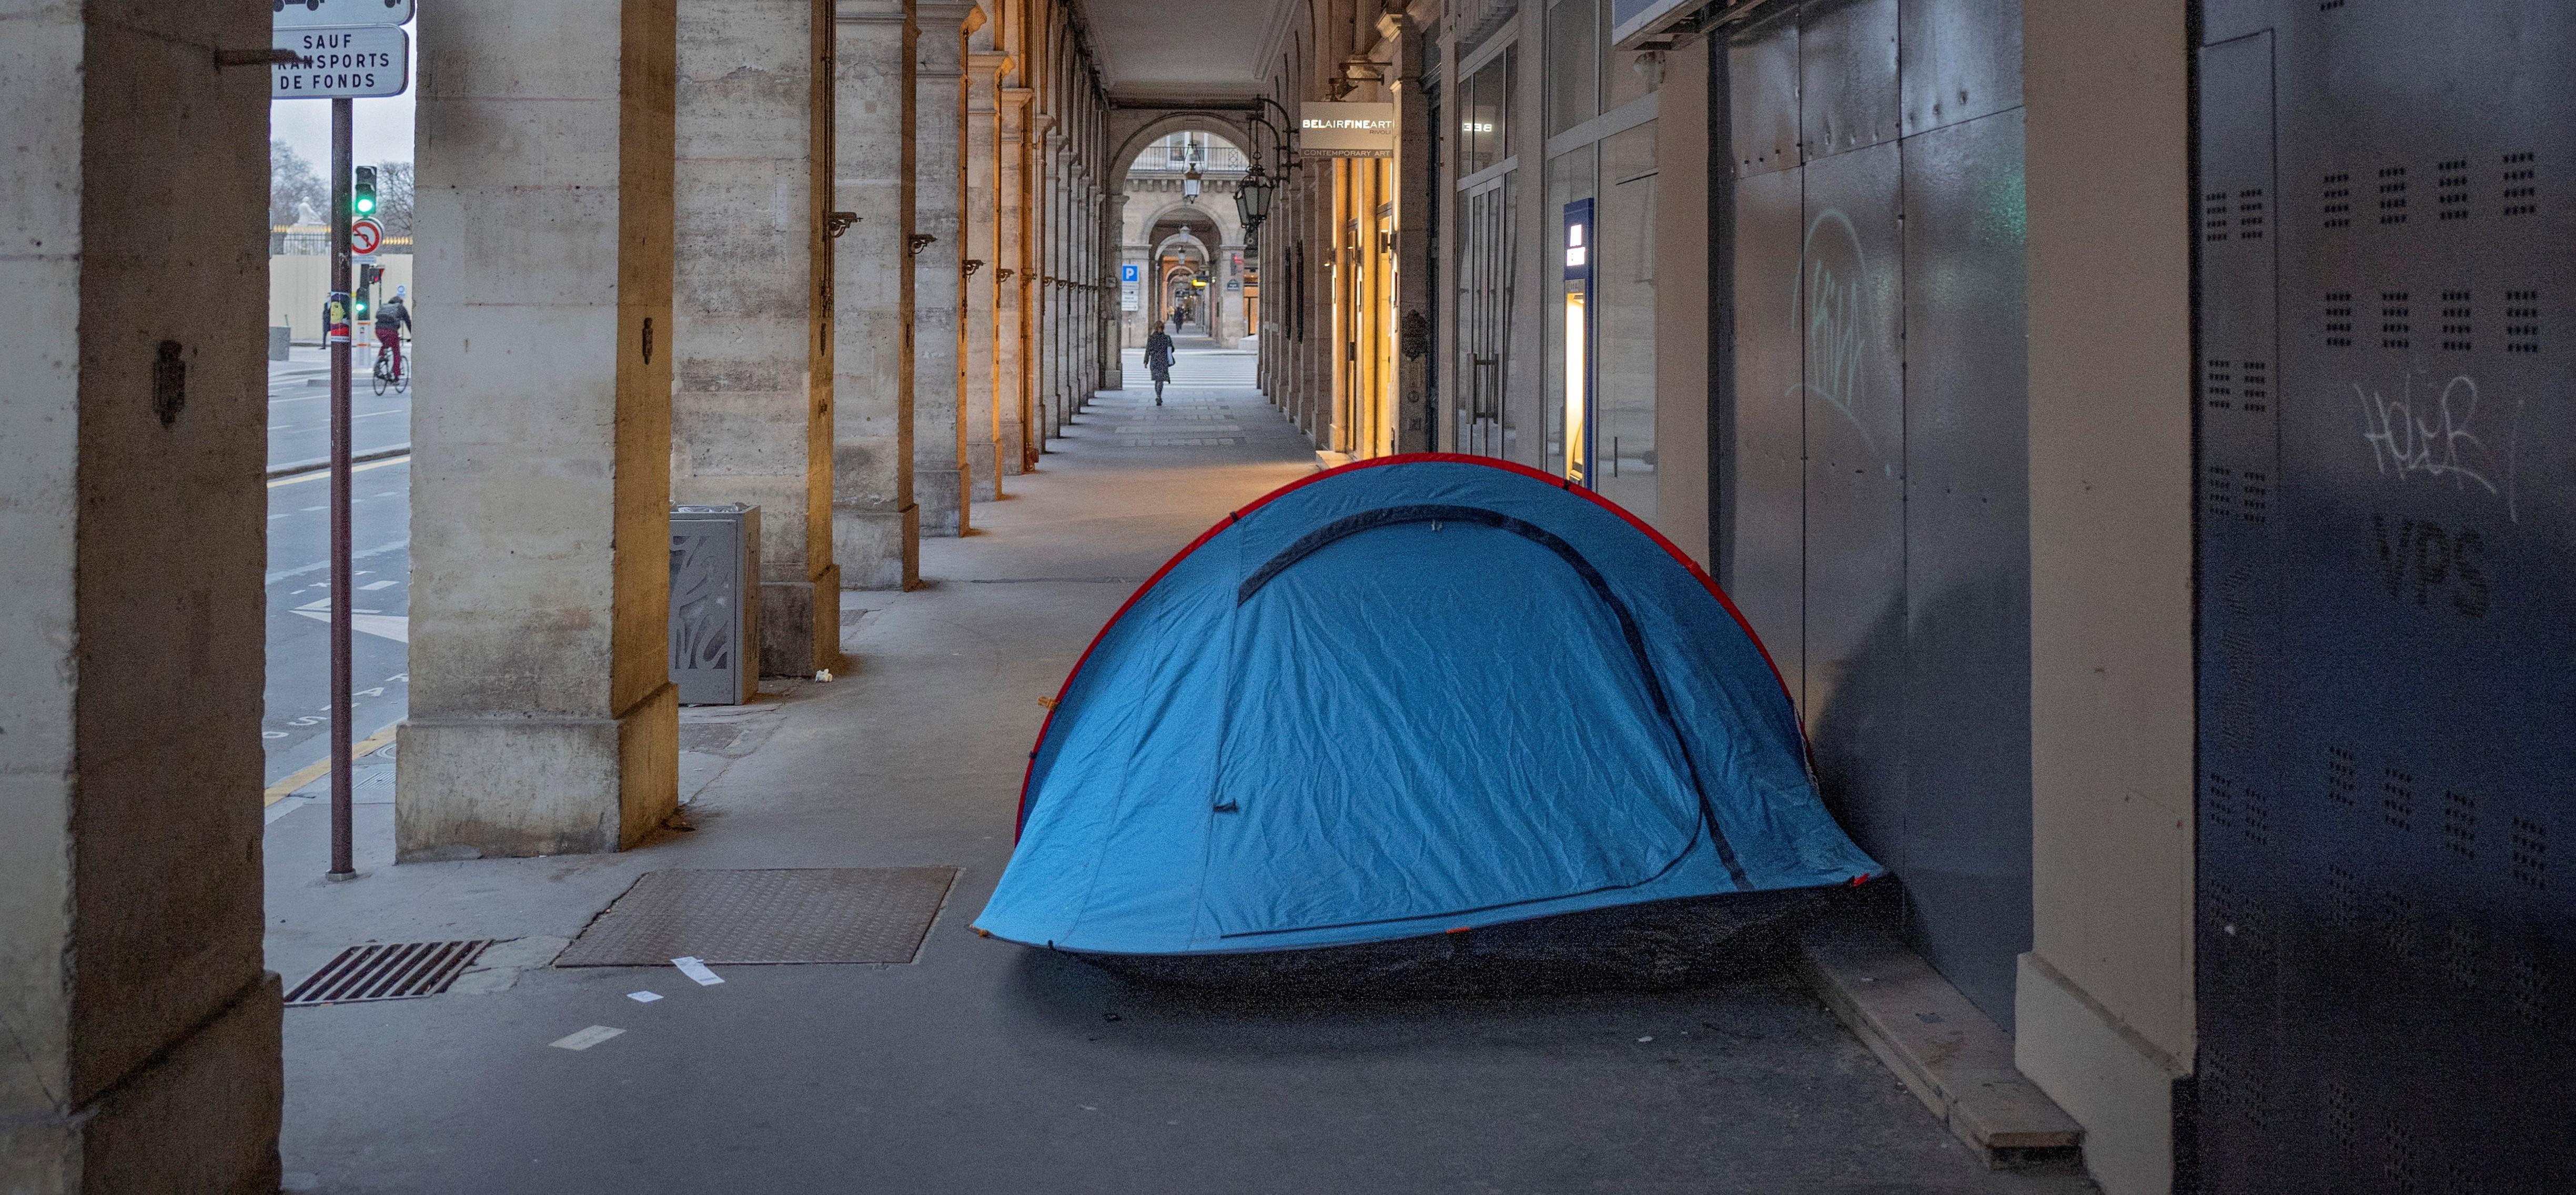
827;212;859;238
908;233;937;256
962;258;984;276
1234;162;1273;238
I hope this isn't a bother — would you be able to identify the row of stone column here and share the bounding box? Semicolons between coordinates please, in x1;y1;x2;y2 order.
1250;17;1432;459
1259;162;1339;450
397;0;1110;862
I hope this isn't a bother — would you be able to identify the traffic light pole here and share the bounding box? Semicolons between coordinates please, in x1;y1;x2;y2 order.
327;96;356;880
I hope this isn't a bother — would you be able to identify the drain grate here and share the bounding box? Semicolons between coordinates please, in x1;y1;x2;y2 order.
286;940;497;1007
554;868;958;966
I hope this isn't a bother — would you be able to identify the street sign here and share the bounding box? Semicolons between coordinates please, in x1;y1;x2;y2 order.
1120;283;1139;312
349;218;383;255
272;26;409;99
272;0;415;29
1121;263;1140;284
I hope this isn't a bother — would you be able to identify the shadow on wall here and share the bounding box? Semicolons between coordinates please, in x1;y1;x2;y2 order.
1801;566;2034;1027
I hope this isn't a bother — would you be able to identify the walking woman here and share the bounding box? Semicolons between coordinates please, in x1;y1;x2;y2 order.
1144;319;1176;404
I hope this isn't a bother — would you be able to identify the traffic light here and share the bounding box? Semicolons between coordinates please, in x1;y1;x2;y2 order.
353;166;377;218
354;264;382;320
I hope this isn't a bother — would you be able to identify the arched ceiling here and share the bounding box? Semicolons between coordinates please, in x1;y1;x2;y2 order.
1076;0;1298;102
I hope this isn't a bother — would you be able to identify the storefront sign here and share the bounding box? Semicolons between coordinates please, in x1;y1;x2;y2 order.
1300;103;1396;158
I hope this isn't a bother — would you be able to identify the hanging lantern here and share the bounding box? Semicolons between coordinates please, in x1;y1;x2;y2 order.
1235;163;1272;235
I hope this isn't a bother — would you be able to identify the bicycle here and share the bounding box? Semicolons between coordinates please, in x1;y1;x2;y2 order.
371;333;409;395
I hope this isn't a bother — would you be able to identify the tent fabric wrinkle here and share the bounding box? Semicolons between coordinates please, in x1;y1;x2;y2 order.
976;454;1883;956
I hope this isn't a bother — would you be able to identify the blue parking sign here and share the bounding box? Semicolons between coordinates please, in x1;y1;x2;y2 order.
1121;263;1140;283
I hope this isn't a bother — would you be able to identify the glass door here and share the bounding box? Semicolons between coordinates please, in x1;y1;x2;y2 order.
1455;175;1515;457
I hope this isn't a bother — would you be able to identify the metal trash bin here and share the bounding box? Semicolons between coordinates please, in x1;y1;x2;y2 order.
669;504;761;705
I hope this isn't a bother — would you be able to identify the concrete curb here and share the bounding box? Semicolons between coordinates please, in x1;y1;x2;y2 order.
1794;919;2086;1171
265;444;410;481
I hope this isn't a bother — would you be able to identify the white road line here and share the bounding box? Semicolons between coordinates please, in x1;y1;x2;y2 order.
268;456;408;489
266;538;409;585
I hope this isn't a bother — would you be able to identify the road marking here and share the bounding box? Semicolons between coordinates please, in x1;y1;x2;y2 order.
360;580;397;590
264;720;402;807
266;538;408;585
272;410;410;434
549;1026;625;1051
290;600;410;644
269;455;409;489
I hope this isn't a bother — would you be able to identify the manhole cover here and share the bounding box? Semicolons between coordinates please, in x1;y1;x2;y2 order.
286;940;497;1006
554;868;958;966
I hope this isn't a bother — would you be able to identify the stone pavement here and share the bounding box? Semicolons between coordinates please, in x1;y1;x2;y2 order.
261;349;2095;1193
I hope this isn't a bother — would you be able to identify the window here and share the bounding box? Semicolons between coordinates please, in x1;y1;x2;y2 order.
1459;48;1518;177
1546;0;1598;136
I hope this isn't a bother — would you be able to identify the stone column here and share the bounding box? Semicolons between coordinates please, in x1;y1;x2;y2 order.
1385;11;1434;453
1077;173;1097;401
1017;103;1042;471
962;52;1004;500
674;0;840;676
1280;212;1295;406
1299;167;1328;440
403;0;679;860
1037;128;1062;450
1104;191;1127;390
2;1;282;1182
1285;176;1302;414
1219;240;1247;346
1120;243;1152;363
831;0;917;590
1051;140;1071;444
995;87;1030;476
914;3;974;535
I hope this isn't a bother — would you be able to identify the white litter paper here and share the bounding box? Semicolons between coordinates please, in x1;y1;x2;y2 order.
671;957;725;986
627;991;662;1003
549;1025;625;1051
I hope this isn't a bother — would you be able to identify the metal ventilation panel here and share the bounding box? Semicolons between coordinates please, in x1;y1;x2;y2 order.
285;940;497;1007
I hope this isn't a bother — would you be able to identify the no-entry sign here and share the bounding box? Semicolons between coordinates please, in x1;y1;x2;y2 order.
349;218;383;255
272;26;409;98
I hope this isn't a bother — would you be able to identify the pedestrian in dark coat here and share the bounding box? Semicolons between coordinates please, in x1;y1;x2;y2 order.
1144;323;1176;404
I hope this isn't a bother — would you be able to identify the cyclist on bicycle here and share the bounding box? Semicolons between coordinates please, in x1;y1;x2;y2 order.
376;285;411;380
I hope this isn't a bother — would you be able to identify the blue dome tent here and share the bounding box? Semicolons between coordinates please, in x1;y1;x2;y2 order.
974;455;1881;956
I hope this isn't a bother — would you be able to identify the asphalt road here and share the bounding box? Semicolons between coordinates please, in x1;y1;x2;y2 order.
264;347;411;789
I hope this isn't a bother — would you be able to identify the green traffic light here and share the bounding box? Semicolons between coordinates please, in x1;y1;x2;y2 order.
353;166;378;218
356;195;375;215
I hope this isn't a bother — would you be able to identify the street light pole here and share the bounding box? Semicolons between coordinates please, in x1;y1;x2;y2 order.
327;96;356;881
